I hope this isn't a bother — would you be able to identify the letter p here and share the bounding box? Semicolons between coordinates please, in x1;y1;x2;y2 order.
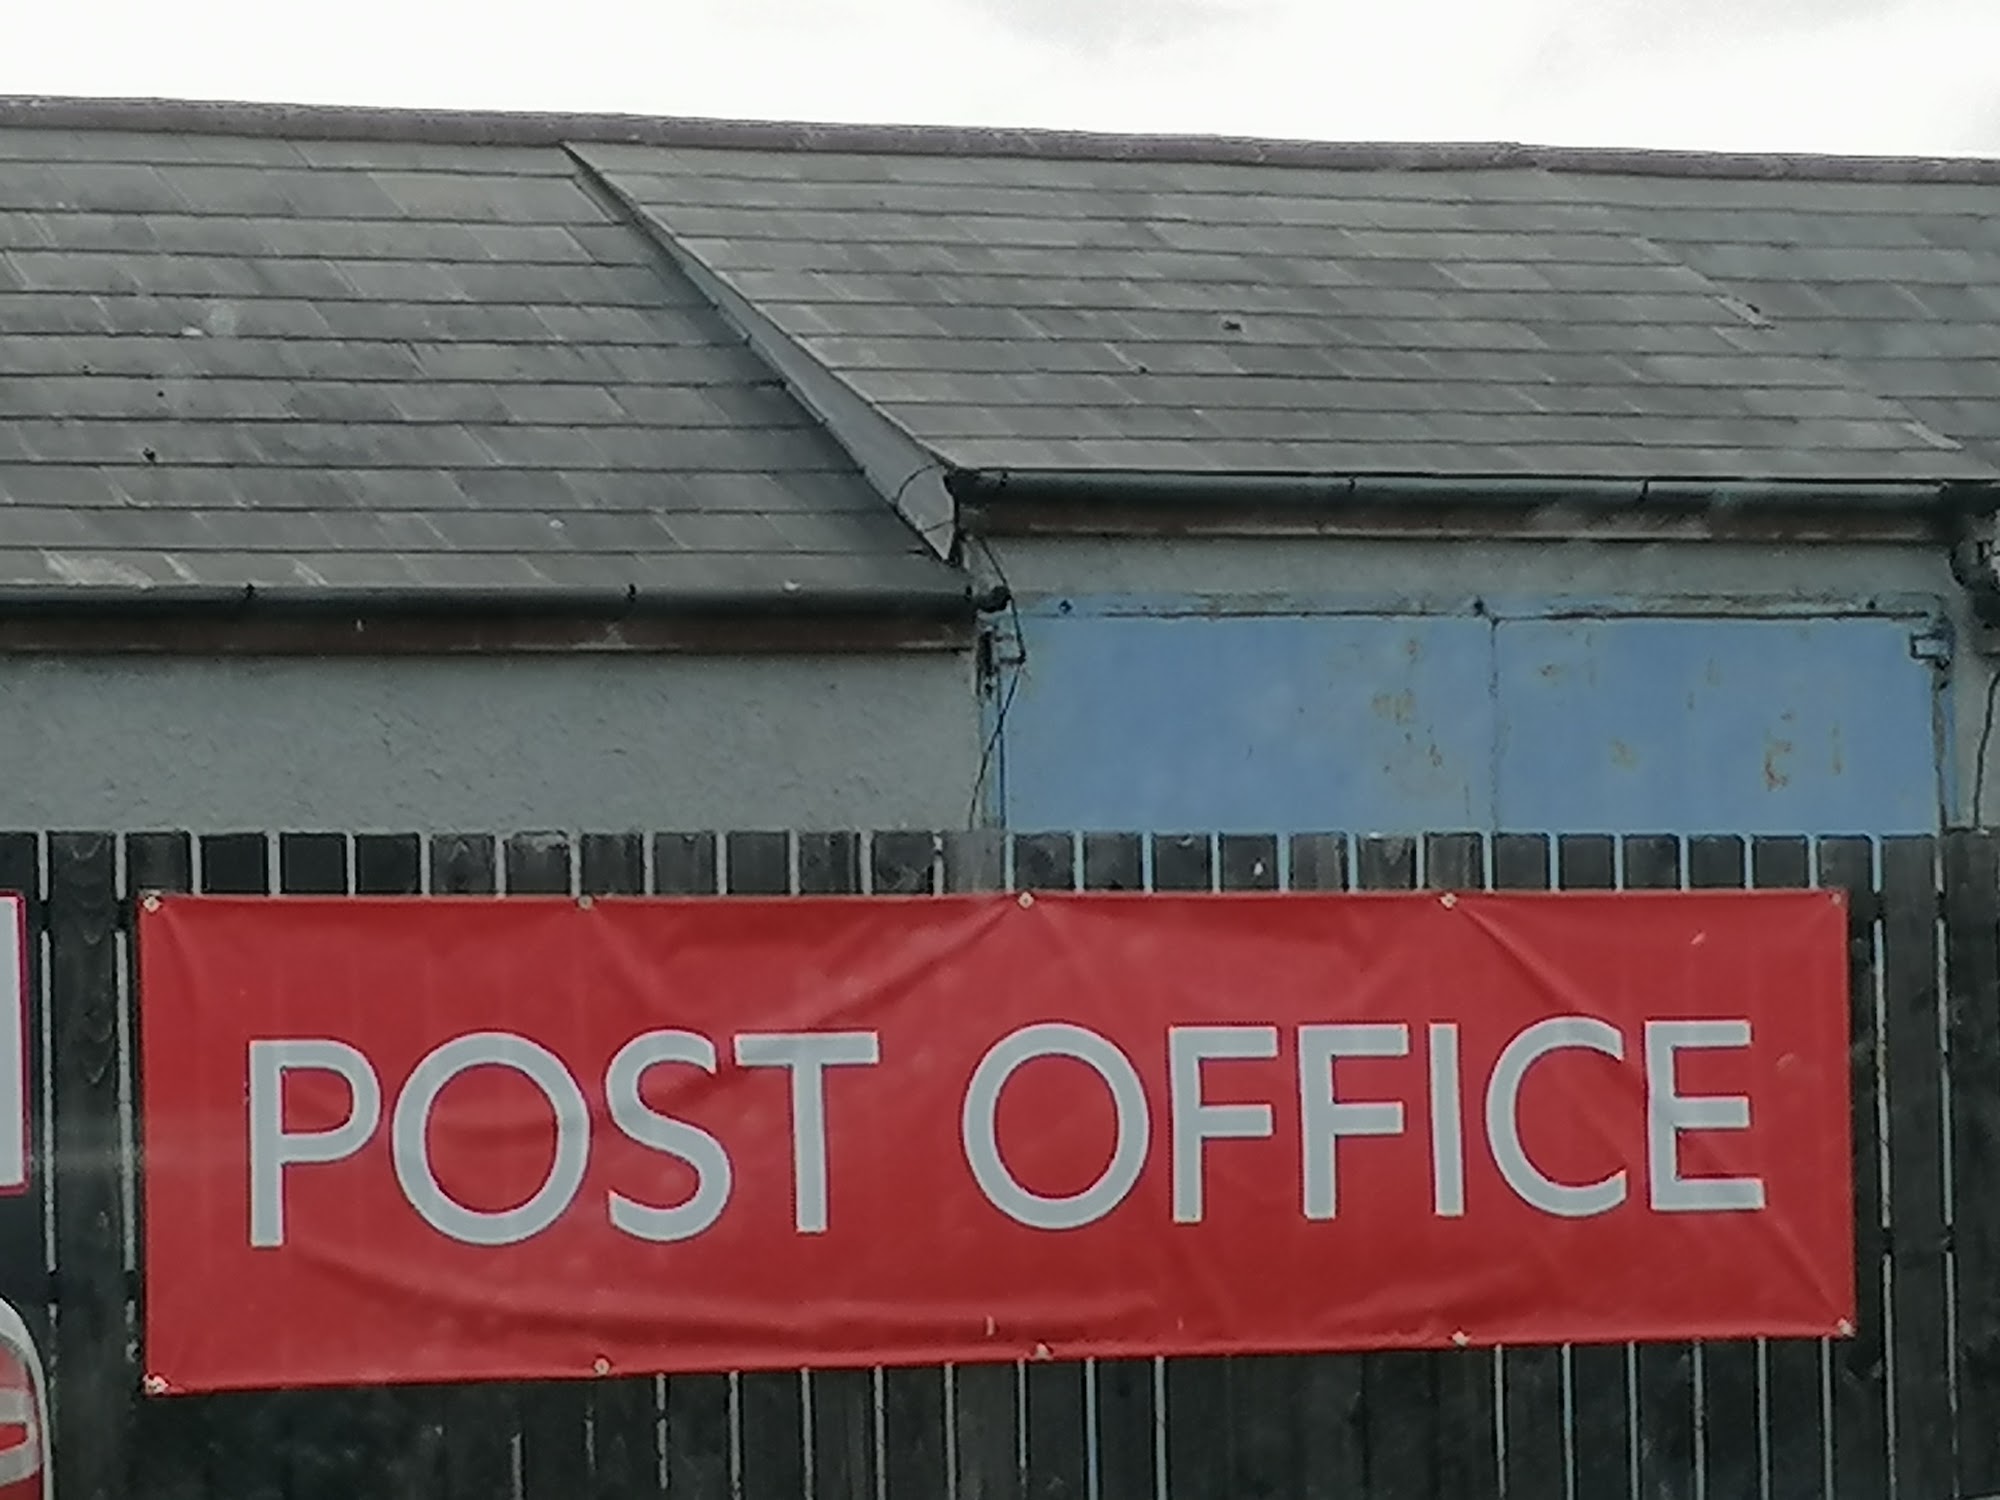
248;1039;380;1248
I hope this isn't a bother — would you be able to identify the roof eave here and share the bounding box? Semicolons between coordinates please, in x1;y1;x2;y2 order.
951;469;2000;543
0;579;978;653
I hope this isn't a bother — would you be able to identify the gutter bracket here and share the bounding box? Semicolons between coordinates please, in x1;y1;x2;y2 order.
1949;503;2000;652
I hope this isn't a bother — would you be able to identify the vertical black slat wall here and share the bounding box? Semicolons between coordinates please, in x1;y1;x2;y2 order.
577;832;663;1500
1881;835;1954;1500
1493;833;1566;1500
1624;836;1700;1500
1161;833;1301;1500
274;831;418;1500
870;831;951;1500
1013;830;1091;1500
49;832;123;1500
351;832;450;1500
1689;834;1763;1500
943;827;1023;1500
801;831;881;1500
1817;835;1891;1500
426;834;521;1500
726;831;811;1500
1287;832;1367;1500
1555;835;1634;1500
51;825;1997;1500
653;831;733;1500
1153;834;1227;1500
196;834;288;1500
128;832;201;1500
505;833;595;1500
1422;833;1503;1500
1214;831;1298;1500
1946;830;2000;1499
1752;836;1832;1500
1081;831;1155;1500
1353;836;1439;1500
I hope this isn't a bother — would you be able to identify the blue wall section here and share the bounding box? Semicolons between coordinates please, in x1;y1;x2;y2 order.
998;604;1944;835
999;613;1495;832
1493;616;1943;834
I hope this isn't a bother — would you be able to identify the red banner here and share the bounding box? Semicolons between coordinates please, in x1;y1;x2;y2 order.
139;890;1853;1394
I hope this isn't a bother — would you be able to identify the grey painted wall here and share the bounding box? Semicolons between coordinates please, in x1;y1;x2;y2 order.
5;534;1988;836
990;535;1960;603
989;535;1994;825
0;652;980;833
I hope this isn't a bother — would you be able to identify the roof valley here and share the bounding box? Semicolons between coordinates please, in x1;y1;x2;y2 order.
569;143;956;558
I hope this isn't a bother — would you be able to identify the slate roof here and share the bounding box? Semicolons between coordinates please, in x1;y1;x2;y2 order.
1592;175;2000;479
0;116;964;609
4;101;2000;617
582;142;2000;485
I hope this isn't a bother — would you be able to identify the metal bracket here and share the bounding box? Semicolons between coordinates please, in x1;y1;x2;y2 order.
1950;509;2000;651
975;622;1025;697
980;616;1026;670
1909;620;1954;667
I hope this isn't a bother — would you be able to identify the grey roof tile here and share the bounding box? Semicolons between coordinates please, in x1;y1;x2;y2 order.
0;127;307;166
288;140;575;174
0;161;184;213
655;510;790;552
17;105;2000;592
583;141;2000;483
0;124;960;608
161;164;405;218
308;510;448;551
363;171;593;224
528;509;672;551
1576;174;2000;475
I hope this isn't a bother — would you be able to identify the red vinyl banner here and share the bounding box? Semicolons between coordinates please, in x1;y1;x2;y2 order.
139;890;1854;1394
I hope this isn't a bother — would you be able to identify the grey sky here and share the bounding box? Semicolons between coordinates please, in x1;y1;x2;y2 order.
5;0;1998;153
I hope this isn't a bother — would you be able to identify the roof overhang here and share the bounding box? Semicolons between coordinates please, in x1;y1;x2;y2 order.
0;581;976;654
951;470;2000;546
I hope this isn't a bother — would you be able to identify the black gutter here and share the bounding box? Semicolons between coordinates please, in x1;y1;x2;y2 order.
948;470;2000;514
0;579;976;621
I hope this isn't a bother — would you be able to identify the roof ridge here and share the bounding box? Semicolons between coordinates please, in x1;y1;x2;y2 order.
7;95;2000;181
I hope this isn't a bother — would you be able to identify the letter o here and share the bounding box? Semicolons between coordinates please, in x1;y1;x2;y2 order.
393;1032;590;1246
961;1023;1149;1230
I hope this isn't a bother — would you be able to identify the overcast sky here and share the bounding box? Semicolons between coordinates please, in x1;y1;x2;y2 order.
6;0;1999;155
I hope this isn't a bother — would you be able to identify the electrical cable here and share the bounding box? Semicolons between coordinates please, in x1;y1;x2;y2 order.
1975;666;2000;826
966;535;1025;828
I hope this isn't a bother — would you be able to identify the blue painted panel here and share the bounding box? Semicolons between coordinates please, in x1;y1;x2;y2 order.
1000;613;1495;832
999;607;1944;836
1494;617;1941;834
